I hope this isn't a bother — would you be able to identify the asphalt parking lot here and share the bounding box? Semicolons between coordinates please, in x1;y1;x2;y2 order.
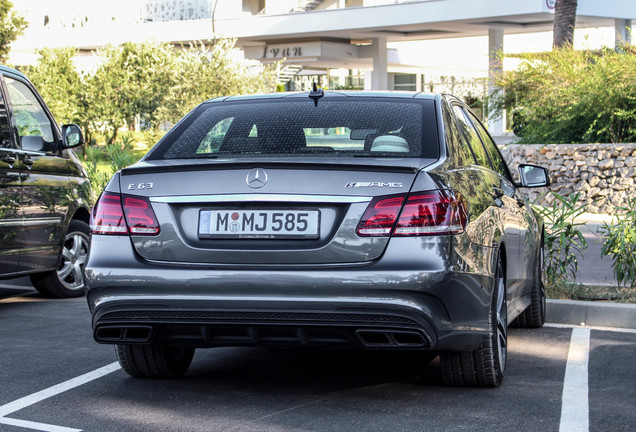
1;283;635;432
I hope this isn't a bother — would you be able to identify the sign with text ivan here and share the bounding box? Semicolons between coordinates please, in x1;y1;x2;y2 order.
244;41;359;61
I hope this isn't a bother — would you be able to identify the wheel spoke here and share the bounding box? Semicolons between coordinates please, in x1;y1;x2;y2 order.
69;235;82;258
72;263;83;285
58;262;73;280
62;247;73;261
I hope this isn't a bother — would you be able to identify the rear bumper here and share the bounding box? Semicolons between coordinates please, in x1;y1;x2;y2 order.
85;235;495;352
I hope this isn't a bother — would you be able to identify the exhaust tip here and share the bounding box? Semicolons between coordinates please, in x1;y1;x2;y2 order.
95;325;153;343
356;329;427;348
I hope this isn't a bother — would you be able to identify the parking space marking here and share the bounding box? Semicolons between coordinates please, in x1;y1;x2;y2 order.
559;327;591;432
0;416;81;432
0;362;120;432
546;323;636;334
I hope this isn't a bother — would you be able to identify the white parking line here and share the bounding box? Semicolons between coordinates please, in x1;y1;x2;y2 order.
0;362;120;432
0;416;81;432
559;327;591;432
546;323;636;334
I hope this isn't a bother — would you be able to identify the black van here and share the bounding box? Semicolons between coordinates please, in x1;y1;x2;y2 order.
0;65;91;298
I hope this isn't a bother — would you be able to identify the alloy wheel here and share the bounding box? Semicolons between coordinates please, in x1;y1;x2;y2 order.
57;230;89;291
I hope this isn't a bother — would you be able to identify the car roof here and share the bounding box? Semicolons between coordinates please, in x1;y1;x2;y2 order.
0;65;28;80
205;91;440;104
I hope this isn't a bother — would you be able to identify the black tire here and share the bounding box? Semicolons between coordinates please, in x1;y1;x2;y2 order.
440;255;507;387
115;343;195;378
511;240;546;328
30;220;90;298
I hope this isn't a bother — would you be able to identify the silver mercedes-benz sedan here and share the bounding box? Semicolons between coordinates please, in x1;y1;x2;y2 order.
85;90;549;387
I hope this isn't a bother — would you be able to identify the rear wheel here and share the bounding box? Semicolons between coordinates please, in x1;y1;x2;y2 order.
511;240;546;328
30;220;89;298
115;343;195;378
440;255;507;387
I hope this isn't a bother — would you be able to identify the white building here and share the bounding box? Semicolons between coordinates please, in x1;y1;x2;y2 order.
9;0;636;134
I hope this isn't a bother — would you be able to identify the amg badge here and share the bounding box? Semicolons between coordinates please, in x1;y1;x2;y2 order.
345;182;403;188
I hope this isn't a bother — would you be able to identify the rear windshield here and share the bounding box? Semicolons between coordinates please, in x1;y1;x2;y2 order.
154;98;438;159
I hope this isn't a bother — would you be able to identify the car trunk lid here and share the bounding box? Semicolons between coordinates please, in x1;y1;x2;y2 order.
117;159;437;265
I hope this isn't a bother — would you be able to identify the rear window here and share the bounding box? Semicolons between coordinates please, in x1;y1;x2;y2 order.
154;98;438;159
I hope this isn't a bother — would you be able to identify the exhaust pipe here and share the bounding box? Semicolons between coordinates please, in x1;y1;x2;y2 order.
95;325;153;343
355;329;427;348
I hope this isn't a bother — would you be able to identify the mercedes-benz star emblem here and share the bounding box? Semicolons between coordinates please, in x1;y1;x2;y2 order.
246;168;268;189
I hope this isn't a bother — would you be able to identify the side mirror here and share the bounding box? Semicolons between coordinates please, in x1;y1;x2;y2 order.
61;124;84;148
518;164;550;188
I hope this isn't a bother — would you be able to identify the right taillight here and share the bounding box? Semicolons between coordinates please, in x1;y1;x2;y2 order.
356;190;467;237
90;192;160;236
394;191;467;236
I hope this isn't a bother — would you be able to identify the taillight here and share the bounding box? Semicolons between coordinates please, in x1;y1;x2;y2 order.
356;194;406;236
90;192;160;236
356;190;467;237
122;195;160;235
394;191;467;236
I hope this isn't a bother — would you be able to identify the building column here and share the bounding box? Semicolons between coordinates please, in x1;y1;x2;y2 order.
370;37;388;90
488;28;505;136
615;19;632;47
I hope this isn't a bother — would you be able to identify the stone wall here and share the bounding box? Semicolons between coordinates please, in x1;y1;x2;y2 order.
499;144;636;214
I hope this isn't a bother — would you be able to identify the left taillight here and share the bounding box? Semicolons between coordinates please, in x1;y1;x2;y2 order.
90;192;160;236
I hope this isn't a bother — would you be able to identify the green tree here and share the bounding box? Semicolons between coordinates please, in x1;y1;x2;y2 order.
0;0;26;62
86;42;176;143
492;46;636;144
157;39;277;125
21;39;276;144
27;48;83;125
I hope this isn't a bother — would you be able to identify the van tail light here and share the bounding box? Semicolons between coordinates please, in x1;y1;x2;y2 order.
91;193;160;236
356;190;467;237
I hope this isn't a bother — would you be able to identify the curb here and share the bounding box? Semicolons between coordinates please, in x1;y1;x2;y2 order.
546;299;636;329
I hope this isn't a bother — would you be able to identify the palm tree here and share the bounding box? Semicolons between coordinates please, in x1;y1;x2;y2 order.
553;0;578;49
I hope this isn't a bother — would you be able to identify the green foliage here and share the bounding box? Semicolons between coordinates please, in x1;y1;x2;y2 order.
156;39;277;125
26;39;276;144
0;0;26;62
82;141;146;203
25;48;84;125
105;142;138;173
85;41;176;143
534;192;588;286
82;145;111;203
492;45;636;144
599;197;636;288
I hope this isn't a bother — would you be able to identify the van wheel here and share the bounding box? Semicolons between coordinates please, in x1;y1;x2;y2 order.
30;220;89;298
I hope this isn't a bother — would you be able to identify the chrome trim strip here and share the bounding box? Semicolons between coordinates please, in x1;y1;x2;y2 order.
94;294;421;311
150;194;372;204
0;147;46;157
0;217;63;228
0;219;22;227
21;217;63;227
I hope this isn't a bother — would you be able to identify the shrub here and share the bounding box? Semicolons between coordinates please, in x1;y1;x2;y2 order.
492;45;636;144
534;192;588;287
599;197;636;288
82;141;146;203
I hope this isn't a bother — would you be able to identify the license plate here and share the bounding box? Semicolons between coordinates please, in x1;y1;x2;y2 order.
199;209;320;239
